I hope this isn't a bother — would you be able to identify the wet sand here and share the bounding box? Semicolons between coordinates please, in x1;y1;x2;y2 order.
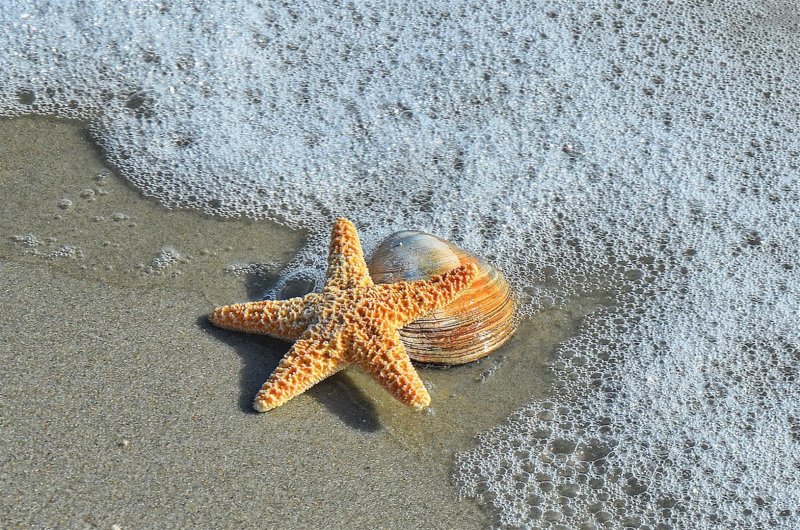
0;116;605;528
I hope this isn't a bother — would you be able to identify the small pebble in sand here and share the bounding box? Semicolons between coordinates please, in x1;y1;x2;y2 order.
58;198;73;209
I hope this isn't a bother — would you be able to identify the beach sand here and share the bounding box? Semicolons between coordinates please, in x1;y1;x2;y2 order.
0;116;604;528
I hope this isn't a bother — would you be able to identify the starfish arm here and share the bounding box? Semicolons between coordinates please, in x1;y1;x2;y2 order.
253;337;348;412
209;293;317;341
325;217;373;290
375;262;479;327
354;331;431;410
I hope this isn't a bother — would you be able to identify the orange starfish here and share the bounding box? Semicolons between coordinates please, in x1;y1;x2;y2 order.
209;218;478;412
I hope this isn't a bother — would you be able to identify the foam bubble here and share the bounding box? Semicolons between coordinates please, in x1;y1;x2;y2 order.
2;1;799;527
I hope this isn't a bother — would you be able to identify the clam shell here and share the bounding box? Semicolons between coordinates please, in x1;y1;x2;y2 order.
368;230;516;364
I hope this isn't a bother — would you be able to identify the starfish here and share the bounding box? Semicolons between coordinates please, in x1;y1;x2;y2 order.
209;217;478;412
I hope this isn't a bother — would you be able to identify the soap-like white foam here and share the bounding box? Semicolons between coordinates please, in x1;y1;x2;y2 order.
3;1;798;527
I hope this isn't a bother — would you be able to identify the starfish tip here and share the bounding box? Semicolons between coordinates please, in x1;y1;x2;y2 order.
208;307;223;325
410;392;431;410
253;397;274;413
208;303;241;328
412;401;430;411
333;216;354;229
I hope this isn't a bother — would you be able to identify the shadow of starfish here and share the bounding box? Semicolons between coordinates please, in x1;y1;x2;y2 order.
197;316;382;432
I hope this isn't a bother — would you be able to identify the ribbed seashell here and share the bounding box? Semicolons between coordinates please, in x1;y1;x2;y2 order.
368;231;516;364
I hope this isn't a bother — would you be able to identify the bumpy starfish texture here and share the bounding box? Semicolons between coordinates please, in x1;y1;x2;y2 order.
210;218;478;412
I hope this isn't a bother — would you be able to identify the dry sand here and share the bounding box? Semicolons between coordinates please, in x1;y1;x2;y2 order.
0;116;603;529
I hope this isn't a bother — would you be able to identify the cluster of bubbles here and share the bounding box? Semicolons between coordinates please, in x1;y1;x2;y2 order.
457;251;798;528
2;0;798;527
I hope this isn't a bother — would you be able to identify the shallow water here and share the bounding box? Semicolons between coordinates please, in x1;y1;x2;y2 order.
0;116;603;528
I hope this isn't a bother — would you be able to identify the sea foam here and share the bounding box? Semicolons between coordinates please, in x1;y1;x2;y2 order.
2;1;798;527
